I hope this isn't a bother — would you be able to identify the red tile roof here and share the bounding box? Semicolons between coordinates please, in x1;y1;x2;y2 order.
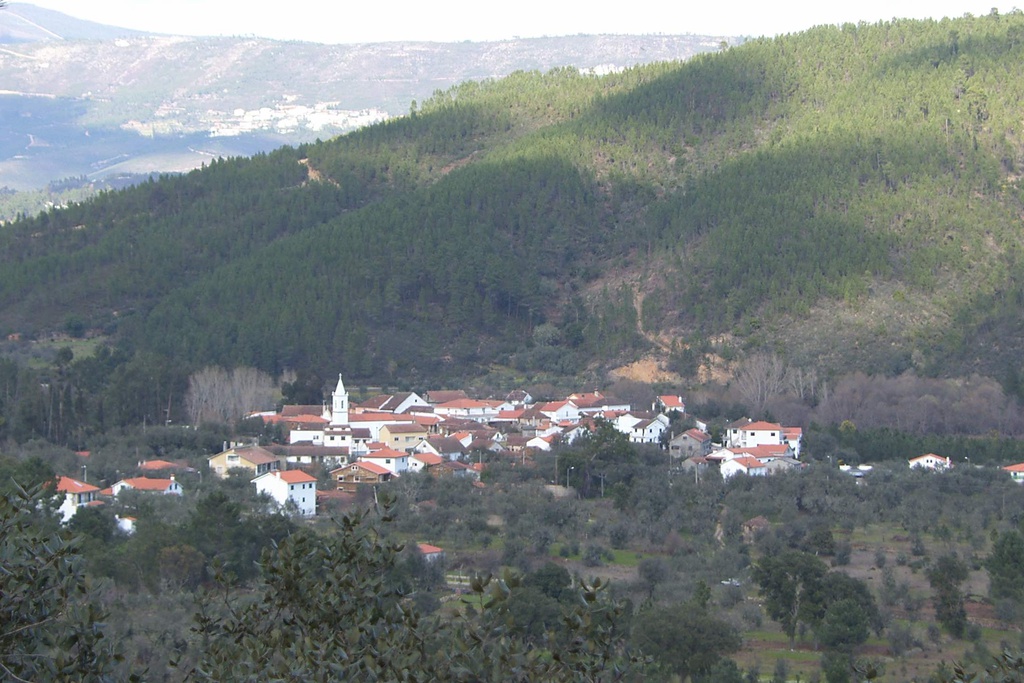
437;398;492;409
118;477;177;492
731;456;766;469
348;413;415;423
382;423;427;434
280;405;325;417
426;390;469;404
210;445;280;466
361;448;407;459
745;421;783;431
412;452;443;466
56;476;99;494
138;459;183;471
273;470;317;483
417;543;444;555
345;461;390;476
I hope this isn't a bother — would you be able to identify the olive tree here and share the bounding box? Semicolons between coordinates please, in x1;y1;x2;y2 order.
0;483;131;681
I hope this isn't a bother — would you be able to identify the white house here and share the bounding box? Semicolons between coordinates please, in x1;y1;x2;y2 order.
724;418;753;448
413;436;467;460
570;391;631;414
342;413;419;443
284;414;328;445
252;470;317;516
720;456;769;479
655;395;686;414
358;448;410;474
625;416;669;444
111;476;183;496
909;453;952;471
720;444;794;464
783;427;804;458
729;421;784;449
115;515;137;535
55;476;100;523
1003;462;1024;483
409;452;443;473
417;543;446;563
613;412;669;444
432;398;503;422
539;400;581;423
359;392;430;414
526;434;556;451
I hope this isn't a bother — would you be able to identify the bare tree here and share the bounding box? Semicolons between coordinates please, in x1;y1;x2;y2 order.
734;352;788;415
184;366;276;425
786;365;820;403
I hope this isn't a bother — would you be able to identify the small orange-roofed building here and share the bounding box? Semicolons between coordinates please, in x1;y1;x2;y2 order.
111;476;183;496
1003;462;1024;483
56;476;100;523
330;461;392;492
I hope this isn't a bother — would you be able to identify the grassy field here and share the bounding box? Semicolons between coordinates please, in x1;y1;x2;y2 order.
7;335;108;369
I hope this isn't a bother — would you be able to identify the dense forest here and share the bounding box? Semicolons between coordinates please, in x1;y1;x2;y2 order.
3;13;1024;399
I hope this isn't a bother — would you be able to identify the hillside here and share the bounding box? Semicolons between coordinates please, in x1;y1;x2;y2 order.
3;12;1024;397
0;3;727;191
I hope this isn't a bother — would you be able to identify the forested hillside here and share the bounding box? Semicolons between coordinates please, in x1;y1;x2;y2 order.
4;12;1024;396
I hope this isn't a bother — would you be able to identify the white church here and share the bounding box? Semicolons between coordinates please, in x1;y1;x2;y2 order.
322;373;353;448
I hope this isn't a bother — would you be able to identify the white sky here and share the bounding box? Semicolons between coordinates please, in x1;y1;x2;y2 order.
16;0;1024;44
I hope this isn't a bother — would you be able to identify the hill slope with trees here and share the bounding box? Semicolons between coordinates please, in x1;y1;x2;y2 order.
3;12;1024;397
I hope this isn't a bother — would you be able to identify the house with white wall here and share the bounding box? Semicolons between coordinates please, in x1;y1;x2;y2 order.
730;421;785;449
359;392;430;414
625;416;669;444
358;447;410;474
111;476;183;496
539;400;581;423
1003;462;1024;483
720;456;768;479
433;398;503;422
909;453;952;470
409;452;443;473
655;395;686;414
252;470;317;516
56;476;100;523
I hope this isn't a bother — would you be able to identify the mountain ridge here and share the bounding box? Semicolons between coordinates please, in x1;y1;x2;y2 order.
0;3;730;192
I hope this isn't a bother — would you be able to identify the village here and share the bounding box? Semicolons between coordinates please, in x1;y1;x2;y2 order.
52;370;1024;527
34;369;1024;683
